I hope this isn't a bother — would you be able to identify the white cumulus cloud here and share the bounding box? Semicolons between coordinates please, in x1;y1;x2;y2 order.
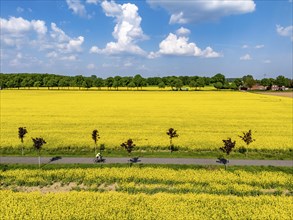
201;47;222;58
240;54;252;60
37;23;85;62
0;16;47;36
31;20;47;35
0;17;84;66
147;0;256;24
157;33;201;56
50;23;84;53
94;1;147;56
170;12;187;24
276;25;293;41
176;27;191;36
0;17;47;48
149;28;221;58
89;46;100;53
66;0;87;17
0;17;30;35
147;51;160;59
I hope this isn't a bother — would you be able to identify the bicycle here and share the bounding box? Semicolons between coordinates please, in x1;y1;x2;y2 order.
93;157;106;163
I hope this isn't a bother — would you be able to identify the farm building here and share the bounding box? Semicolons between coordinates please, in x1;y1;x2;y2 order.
250;84;267;90
270;85;288;91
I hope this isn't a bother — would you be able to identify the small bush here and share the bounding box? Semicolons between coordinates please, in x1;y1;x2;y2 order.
238;147;247;154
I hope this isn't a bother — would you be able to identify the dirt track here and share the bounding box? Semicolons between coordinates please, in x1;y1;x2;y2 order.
256;92;293;98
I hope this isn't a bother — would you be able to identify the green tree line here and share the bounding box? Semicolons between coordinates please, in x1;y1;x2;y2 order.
0;73;292;90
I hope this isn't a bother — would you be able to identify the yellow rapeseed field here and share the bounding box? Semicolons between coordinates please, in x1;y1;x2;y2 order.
0;167;292;219
1;191;292;220
1;167;292;194
0;90;292;150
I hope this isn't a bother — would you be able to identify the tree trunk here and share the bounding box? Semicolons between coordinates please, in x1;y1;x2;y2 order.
21;139;24;156
38;150;41;168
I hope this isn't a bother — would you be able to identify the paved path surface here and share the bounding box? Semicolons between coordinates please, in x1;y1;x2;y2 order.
1;156;292;167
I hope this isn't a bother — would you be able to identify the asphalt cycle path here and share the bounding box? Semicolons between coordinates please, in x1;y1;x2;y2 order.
1;156;292;167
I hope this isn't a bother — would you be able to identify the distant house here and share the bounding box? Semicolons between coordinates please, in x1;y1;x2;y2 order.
172;87;189;91
271;85;287;91
271;85;279;91
251;84;267;91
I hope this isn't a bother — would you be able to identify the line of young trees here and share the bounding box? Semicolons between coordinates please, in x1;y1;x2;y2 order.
18;125;255;168
18;127;46;168
1;73;292;90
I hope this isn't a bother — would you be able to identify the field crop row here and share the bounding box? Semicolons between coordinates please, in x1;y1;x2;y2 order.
1;90;292;152
1;191;292;220
1;167;292;196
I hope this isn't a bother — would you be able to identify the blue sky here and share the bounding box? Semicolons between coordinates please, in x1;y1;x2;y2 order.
0;0;292;78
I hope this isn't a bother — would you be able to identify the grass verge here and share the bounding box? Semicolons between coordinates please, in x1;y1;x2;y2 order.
1;163;292;174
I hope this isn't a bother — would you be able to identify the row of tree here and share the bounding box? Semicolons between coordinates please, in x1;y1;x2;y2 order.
218;130;255;169
19;126;254;168
1;73;292;90
18;127;46;168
